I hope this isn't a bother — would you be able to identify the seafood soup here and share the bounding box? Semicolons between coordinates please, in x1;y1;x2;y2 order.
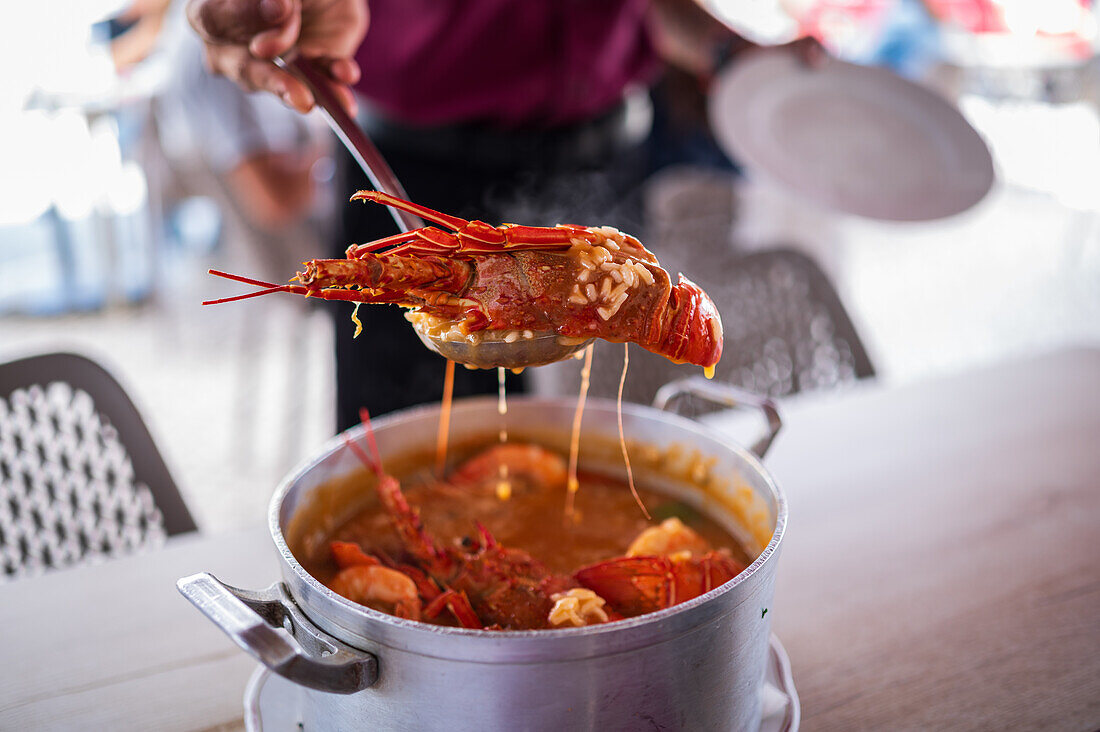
287;437;757;631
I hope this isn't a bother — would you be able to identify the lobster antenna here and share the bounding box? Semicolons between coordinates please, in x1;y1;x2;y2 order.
204;269;298;306
358;407;385;473
207;269;280;288
202;286;291;306
348;230;421;256
343;433;380;476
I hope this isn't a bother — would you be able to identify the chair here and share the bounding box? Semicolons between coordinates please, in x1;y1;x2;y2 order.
530;248;875;409
0;353;196;582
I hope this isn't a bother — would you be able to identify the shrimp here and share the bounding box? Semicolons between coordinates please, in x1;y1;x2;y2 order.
447;443;567;495
329;565;423;621
626;517;712;558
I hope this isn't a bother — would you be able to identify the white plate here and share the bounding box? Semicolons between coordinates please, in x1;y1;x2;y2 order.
244;633;800;731
709;48;995;221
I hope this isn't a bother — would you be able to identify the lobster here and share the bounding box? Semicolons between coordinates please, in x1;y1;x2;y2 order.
374;471;577;629
206;191;723;368
339;414;575;630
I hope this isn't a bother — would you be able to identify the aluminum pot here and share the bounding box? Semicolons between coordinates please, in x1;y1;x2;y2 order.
179;378;786;731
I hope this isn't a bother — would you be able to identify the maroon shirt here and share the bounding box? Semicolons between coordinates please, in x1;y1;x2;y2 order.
354;0;659;128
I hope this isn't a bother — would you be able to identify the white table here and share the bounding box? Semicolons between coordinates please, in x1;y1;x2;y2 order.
715;347;1100;730
2;348;1097;730
0;526;272;730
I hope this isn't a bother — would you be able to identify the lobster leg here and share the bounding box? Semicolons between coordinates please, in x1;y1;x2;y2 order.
423;589;483;629
352;190;509;250
345;229;424;256
351;190;586;254
352;190;473;232
348;226;470;256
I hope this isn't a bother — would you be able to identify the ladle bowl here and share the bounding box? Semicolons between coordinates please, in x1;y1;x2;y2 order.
413;325;593;369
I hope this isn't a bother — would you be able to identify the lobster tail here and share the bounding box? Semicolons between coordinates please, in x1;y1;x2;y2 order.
656;276;723;368
574;551;744;616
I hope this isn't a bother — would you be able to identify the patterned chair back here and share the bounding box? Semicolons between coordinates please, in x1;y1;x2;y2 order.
0;353;196;582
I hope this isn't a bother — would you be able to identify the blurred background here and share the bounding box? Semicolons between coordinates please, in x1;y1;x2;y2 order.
1;0;1098;533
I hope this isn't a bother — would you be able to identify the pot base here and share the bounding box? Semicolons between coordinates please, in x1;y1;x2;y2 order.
243;634;800;732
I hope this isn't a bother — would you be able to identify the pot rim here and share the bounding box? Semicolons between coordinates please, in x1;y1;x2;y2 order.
268;394;788;641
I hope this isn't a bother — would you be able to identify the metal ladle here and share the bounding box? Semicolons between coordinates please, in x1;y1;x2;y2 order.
274;56;593;369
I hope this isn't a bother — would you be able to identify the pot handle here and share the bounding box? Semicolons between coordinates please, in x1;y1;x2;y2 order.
177;572;378;694
652;377;782;459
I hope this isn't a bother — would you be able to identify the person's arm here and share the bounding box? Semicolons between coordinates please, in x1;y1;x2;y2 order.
186;0;368;113
647;0;825;79
110;0;172;72
647;0;749;77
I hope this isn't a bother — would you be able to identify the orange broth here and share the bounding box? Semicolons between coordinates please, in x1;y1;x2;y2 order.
292;442;752;589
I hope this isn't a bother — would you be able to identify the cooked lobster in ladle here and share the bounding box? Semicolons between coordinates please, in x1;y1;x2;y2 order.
206;191;724;370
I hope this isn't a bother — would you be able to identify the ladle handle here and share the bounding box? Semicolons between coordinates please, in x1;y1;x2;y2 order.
177;572;377;694
273;55;421;234
653;377;782;458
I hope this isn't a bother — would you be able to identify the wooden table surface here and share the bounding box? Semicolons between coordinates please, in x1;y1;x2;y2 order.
728;347;1100;731
1;348;1097;731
